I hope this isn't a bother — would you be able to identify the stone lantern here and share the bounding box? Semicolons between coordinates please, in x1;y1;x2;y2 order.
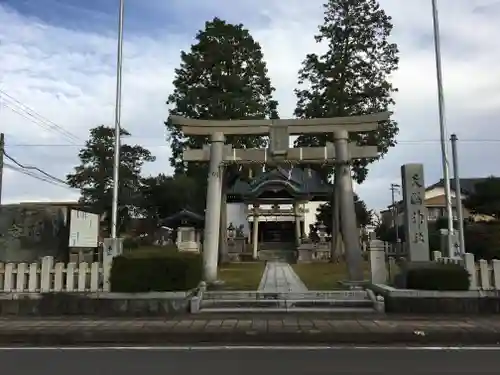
317;222;327;243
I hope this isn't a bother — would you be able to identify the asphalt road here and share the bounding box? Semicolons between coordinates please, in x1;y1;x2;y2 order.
2;347;500;374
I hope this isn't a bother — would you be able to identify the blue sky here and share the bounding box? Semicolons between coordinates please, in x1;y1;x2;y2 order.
1;0;500;212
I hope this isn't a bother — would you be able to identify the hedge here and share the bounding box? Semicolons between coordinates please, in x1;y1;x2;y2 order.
109;251;202;292
403;262;470;291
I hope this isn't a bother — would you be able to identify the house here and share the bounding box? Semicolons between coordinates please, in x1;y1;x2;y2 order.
380;178;494;227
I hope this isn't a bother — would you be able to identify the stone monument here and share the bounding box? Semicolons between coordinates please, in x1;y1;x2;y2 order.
439;228;461;258
368;235;388;284
401;163;430;262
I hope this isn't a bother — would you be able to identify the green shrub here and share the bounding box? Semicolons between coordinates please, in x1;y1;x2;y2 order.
123;237;139;250
110;251;202;292
404;262;470;291
124;244;178;258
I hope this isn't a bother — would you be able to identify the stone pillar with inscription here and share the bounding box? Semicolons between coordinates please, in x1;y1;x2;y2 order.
401;164;430;262
439;228;461;258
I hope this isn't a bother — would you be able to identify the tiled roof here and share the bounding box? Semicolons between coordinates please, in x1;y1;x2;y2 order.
227;167;332;197
161;209;204;226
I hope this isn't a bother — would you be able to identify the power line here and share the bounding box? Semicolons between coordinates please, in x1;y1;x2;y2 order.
5;139;500;148
0;89;82;144
2;150;68;186
4;163;75;190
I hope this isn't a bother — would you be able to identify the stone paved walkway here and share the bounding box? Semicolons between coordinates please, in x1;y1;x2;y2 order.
0;316;499;345
258;262;308;293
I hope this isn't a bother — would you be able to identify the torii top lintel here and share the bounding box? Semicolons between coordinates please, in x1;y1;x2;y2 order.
169;112;391;136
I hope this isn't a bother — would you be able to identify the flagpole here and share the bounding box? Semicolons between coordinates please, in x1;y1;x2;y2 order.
111;0;125;239
431;0;454;256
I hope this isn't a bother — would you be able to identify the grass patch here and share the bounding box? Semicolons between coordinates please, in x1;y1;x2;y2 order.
216;262;266;290
292;261;371;290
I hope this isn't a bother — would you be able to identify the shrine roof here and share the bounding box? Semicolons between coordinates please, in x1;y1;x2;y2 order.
161;209;204;228
227;167;331;199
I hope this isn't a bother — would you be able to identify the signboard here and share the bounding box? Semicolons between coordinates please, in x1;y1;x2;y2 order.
401;164;430;261
68;209;99;247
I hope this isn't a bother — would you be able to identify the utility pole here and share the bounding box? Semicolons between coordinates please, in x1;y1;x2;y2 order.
111;0;125;239
431;0;454;257
390;183;400;251
0;133;4;206
451;134;465;256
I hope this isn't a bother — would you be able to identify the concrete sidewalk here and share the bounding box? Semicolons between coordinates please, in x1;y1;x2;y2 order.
0;315;499;345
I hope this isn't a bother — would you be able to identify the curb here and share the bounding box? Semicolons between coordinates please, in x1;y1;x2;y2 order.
1;330;500;346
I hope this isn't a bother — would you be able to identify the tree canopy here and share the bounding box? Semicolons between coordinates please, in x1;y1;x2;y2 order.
138;173;204;224
294;0;399;183
165;17;279;182
316;193;372;234
66;125;155;234
464;176;500;218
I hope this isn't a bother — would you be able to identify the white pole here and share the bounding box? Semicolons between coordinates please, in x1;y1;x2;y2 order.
111;0;125;239
451;134;466;256
431;0;454;256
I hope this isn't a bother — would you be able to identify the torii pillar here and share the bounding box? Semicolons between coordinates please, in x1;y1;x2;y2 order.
334;130;363;281
203;132;225;282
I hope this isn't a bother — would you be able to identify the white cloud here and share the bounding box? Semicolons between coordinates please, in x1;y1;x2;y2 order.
0;0;499;211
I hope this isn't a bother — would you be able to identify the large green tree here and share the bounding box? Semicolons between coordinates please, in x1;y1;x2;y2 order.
139;173;204;223
165;17;279;185
464;176;500;219
294;0;399;183
316;193;372;234
67;126;155;234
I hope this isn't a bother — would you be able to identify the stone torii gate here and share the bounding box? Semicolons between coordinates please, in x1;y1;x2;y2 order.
169;113;390;284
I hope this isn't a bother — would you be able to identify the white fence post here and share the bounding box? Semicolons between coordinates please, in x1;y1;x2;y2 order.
78;263;87;292
90;262;99;291
16;263;27;292
40;256;54;292
0;262;4;290
3;263;14;292
66;262;76;292
464;253;477;290
492;259;500;289
28;263;38;292
479;259;491;290
53;263;65;292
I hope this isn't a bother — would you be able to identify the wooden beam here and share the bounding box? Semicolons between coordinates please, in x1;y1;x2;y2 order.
183;144;378;163
169;112;391;136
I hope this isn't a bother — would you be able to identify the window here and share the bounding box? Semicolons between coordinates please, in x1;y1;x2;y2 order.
427;207;440;220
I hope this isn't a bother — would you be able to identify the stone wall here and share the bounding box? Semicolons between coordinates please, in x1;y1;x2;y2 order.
0;292;192;316
0;205;70;263
371;284;500;314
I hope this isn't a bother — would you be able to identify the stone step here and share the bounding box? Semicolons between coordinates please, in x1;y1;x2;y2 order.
258;250;296;262
201;299;372;309
198;307;377;314
258;242;296;251
203;290;369;300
